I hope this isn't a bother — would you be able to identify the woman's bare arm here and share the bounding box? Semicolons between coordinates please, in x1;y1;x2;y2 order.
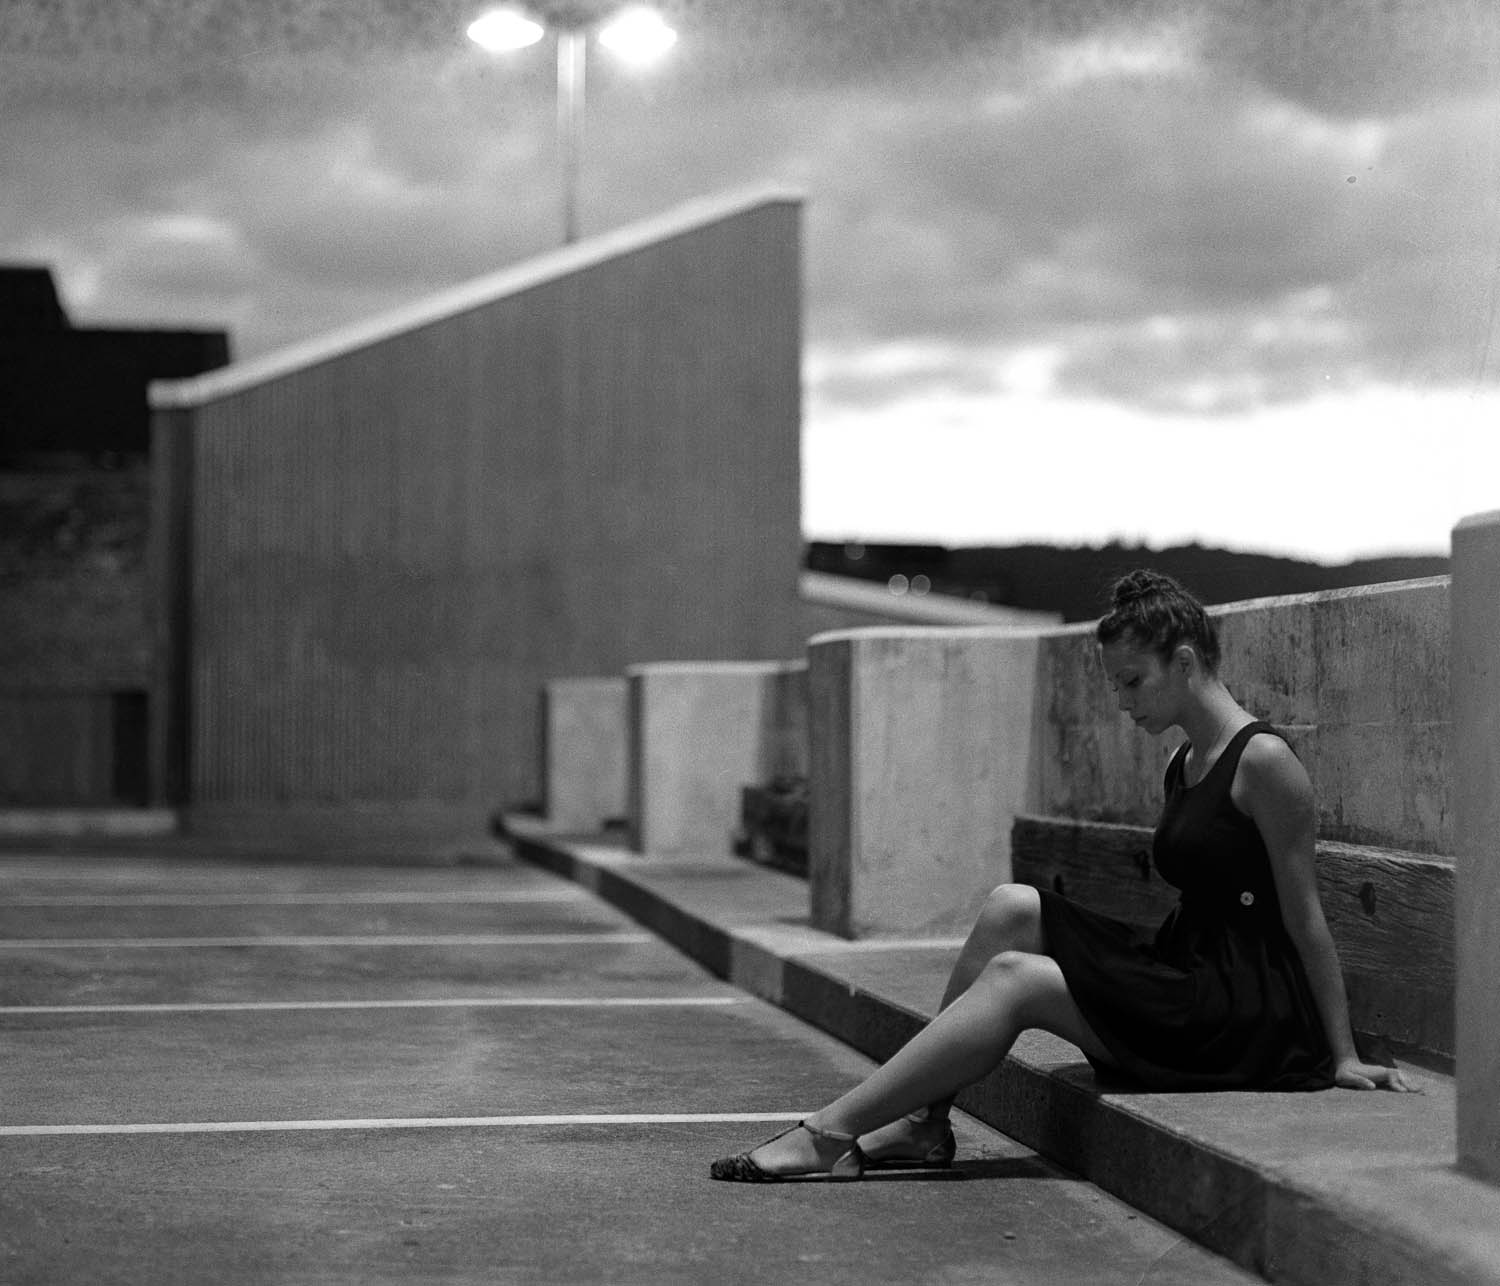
1235;734;1416;1092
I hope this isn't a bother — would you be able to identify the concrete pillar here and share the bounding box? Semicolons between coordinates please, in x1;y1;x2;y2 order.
808;628;1041;938
542;678;629;833
1454;510;1500;1183
627;661;807;857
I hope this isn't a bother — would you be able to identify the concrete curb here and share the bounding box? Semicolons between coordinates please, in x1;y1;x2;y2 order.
0;809;179;839
500;813;1500;1286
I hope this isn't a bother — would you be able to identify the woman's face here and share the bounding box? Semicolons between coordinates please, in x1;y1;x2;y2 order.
1100;638;1183;735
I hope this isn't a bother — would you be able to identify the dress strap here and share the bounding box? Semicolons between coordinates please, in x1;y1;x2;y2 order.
1180;720;1279;791
1162;740;1189;793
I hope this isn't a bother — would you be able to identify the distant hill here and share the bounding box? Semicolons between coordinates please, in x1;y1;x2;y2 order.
804;540;1449;623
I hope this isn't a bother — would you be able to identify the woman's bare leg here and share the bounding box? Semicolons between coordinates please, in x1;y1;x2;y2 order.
855;885;1046;1159
737;950;1111;1175
938;883;1046;1010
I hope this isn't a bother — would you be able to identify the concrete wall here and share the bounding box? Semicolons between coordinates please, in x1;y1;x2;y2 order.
148;189;804;846
1036;576;1450;853
1453;513;1500;1182
543;677;628;833
809;627;1041;937
629;661;807;857
809;575;1452;936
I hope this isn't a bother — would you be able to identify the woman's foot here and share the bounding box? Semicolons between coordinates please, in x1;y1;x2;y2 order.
709;1118;866;1182
858;1112;957;1169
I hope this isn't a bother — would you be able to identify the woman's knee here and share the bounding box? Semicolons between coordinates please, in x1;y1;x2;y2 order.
973;883;1042;952
974;952;1109;1058
971;948;1047;999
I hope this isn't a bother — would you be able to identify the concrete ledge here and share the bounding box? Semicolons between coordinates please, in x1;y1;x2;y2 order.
499;812;1500;1286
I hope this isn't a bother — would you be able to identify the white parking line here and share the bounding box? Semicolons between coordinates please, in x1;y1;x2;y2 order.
0;1112;806;1138
1;997;750;1015
0;932;655;949
1;890;589;907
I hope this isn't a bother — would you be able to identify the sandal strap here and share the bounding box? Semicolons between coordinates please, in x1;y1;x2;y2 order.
798;1118;856;1144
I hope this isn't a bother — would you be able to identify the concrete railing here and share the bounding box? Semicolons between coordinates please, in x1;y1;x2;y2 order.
1032;575;1451;850
807;627;1041;937
626;660;807;857
542;677;629;833
535;520;1499;1181
541;577;1455;931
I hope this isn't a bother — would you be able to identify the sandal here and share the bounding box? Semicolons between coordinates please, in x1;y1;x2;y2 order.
860;1114;957;1170
709;1119;866;1182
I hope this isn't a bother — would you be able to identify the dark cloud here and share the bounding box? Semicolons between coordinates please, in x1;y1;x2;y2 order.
3;0;1492;107
1;0;1496;403
1202;0;1500;115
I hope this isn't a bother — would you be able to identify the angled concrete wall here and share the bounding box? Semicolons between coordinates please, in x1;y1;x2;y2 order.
149;189;804;846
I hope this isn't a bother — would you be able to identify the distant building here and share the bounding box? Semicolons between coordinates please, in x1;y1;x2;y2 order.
0;267;229;809
0;265;229;467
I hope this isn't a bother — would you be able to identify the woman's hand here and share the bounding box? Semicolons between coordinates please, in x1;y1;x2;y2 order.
1335;1057;1420;1093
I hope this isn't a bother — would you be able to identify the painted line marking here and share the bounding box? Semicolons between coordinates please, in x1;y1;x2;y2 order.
1;996;750;1016
0;1112;807;1138
1;890;589;907
0;932;655;950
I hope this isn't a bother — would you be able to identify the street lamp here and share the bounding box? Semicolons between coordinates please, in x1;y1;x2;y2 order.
467;5;678;244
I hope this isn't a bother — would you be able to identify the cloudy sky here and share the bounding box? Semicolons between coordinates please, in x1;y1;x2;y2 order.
3;0;1498;562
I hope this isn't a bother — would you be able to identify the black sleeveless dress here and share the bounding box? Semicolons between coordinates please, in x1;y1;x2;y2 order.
1036;721;1335;1091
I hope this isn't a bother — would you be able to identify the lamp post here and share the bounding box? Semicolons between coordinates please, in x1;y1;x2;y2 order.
467;5;678;245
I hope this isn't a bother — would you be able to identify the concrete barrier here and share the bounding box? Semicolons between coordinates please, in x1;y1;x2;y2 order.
627;661;807;857
1453;511;1500;1183
807;628;1041;938
542;677;628;832
806;576;1452;941
1035;577;1452;853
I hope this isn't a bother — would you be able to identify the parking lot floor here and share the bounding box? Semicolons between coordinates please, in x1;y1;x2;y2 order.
0;844;1261;1284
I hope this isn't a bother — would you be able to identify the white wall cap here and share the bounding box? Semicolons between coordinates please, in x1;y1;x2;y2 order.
1206;574;1450;619
624;659;806;678
148;184;804;411
800;570;1059;627
805;572;1452;652
806;624;1051;648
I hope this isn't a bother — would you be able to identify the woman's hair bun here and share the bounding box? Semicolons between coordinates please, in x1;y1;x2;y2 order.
1097;567;1221;671
1111;569;1171;608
